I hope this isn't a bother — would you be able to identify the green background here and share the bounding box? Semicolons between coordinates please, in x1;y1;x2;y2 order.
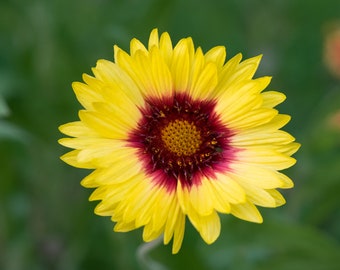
1;0;340;269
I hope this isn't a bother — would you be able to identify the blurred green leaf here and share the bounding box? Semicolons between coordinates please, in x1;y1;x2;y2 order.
0;95;9;117
0;120;29;142
200;219;340;270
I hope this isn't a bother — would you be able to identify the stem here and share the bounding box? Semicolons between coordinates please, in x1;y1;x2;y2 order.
136;236;167;270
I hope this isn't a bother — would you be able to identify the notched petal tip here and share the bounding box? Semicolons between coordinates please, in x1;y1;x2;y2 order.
267;189;287;207
254;76;272;92
204;45;227;68
130;38;148;56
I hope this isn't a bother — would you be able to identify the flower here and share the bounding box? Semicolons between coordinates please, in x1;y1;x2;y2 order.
59;29;300;254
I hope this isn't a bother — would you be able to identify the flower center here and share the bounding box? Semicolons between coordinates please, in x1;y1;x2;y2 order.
161;119;202;156
128;93;235;190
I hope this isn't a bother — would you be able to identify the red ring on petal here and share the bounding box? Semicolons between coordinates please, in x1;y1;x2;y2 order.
127;93;238;192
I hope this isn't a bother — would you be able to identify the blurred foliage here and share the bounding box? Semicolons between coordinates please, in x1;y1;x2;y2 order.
1;0;340;269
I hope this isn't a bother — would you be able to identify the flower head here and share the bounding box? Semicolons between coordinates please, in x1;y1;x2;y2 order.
59;29;300;253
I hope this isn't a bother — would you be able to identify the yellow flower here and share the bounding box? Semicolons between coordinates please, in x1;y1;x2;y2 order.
59;29;300;254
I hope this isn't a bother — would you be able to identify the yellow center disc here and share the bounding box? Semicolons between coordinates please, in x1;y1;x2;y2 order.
161;119;202;156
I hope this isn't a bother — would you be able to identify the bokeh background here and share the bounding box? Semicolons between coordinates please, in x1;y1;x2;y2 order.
1;0;340;269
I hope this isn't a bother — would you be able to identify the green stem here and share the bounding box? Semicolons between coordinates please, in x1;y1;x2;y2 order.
136;236;167;270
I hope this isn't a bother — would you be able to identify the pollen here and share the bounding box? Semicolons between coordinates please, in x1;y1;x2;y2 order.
161;119;202;156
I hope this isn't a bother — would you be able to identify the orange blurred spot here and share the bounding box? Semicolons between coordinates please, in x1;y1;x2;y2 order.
324;22;340;78
328;110;340;130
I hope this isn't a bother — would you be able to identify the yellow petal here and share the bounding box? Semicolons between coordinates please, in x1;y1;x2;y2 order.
262;91;286;108
230;200;263;223
214;53;262;96
215;77;272;125
90;174;144;205
89;186;109;201
204;46;226;68
266;189;286;206
275;142;301;156
227;108;278;131
82;73;105;91
164;196;182;244
59;138;131;167
113;47;147;94
130;38;148;56
176;180;191;214
250;114;291;132
80;148;141;184
189;179;214;216
101;78;143;109
94;200;117;216
78;110;130;139
92;91;140;126
118;180;152;225
236;148;297;170
135;185;167;228
216;53;243;91
159;31;173;65
231;174;277;207
232;130;295;146
188;47;205;98
142;222;163;242
114;220;136;232
171;211;186;254
149;46;173;98
211;173;247;204
229;163;287;189
60;150;95;169
91;59;145;106
189;62;218;100
151;190;176;233
118;50;153;94
198;211;220;244
92;59;121;83
148;28;159;49
58;137;114;149
217;92;263;125
187;210;221;244
277;172;294;189
59;121;99;137
72;81;103;110
236;54;263;79
171;38;190;93
206;179;232;214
